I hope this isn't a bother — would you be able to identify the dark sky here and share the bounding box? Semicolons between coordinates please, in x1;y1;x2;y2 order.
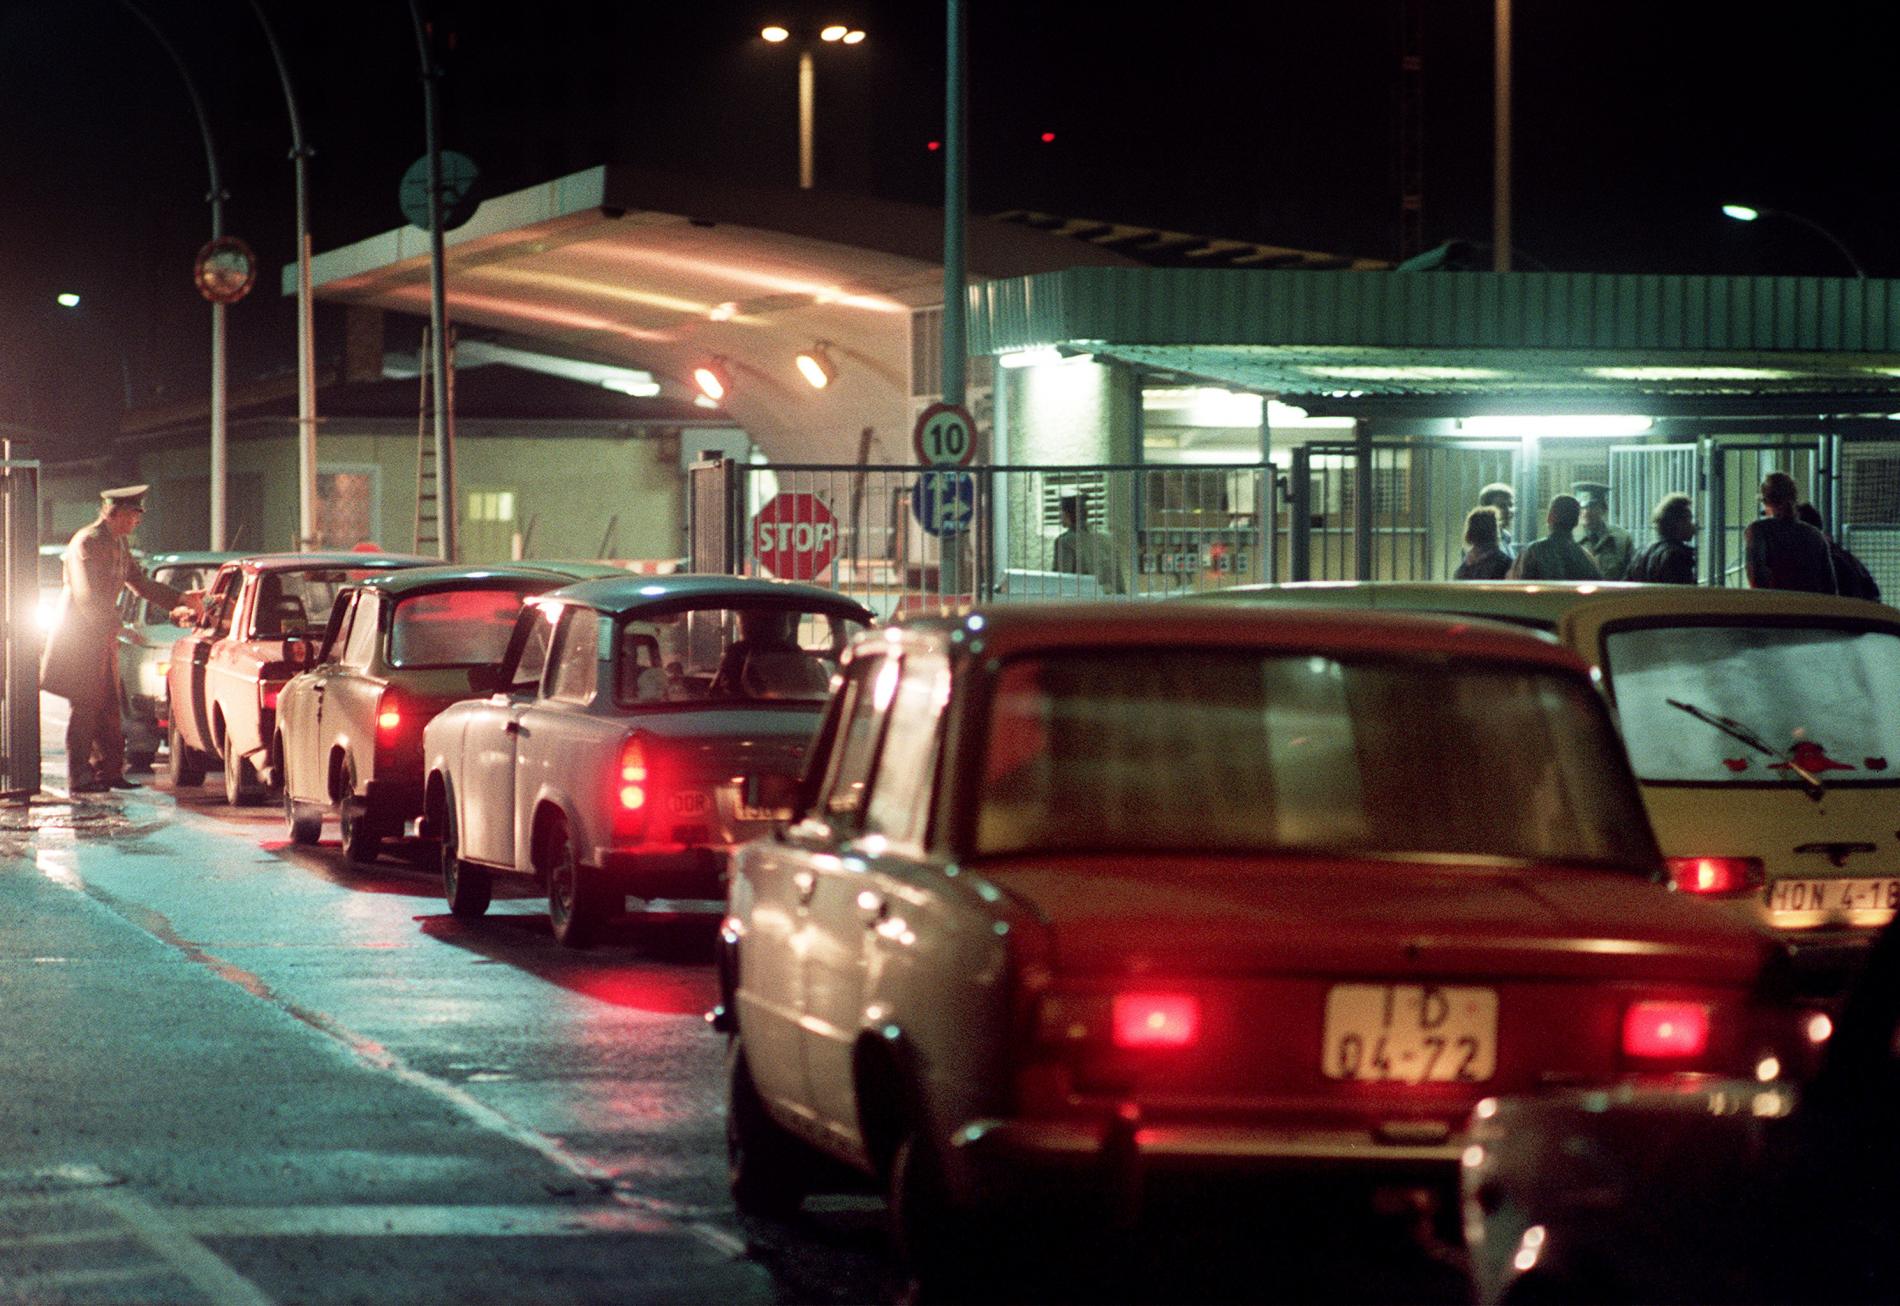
2;0;1896;457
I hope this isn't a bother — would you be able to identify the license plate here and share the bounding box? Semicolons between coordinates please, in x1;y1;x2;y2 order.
668;790;711;817
732;796;791;822
1322;985;1497;1084
1767;877;1900;919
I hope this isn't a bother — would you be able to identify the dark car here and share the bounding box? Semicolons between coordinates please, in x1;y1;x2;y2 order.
274;564;584;863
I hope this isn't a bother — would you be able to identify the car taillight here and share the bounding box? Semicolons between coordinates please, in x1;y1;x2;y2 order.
619;736;647;811
1112;993;1201;1049
1622;1000;1711;1060
1663;856;1765;896
260;680;283;711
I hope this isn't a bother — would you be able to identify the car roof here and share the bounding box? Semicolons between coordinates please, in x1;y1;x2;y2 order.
516;559;636;580
143;551;247;567
234;551;436;574
890;601;1585;672
1200;580;1900;626
538;572;876;621
349;563;581;596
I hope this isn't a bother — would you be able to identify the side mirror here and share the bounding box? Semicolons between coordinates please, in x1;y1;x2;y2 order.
467;664;506;695
283;636;311;667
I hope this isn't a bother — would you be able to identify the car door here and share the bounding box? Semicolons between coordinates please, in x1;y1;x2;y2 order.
459;603;556;866
180;566;241;751
320;591;386;789
278;592;354;804
787;652;905;1141
509;606;606;870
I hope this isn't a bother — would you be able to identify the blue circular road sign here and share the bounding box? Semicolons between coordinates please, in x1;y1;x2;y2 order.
909;471;975;537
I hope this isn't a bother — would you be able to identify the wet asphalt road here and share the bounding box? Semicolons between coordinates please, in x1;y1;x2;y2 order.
1;702;1470;1304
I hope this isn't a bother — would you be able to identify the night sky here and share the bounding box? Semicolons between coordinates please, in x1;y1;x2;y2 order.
1;0;1896;457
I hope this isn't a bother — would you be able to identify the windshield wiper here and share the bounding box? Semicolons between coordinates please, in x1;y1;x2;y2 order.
1664;698;1825;799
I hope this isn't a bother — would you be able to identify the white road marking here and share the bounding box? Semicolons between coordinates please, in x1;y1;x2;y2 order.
169;1204;676;1238
95;1190;276;1306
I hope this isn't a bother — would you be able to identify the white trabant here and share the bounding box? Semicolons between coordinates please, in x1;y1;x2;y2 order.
421;574;871;947
1200;581;1900;988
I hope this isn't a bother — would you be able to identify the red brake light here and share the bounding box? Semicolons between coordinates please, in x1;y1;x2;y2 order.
619;736;647;811
1112;993;1201;1049
375;688;405;739
1622;1000;1711;1059
1664;856;1764;896
260;681;283;711
377;708;401;732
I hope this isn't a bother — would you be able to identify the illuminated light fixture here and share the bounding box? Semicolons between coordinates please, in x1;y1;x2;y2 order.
820;23;848;41
694;394;719;410
761;25;790;41
1720;202;1867;278
794;344;836;389
708;302;738;322
1589;366;1797;382
1458;414;1654;439
693;359;732;402
1040;131;1056;143
55;292;80;308
927;140;941;152
1722;203;1760;223
601;377;661;398
999;347;1064;369
842;29;865;44
1304;365;1505;381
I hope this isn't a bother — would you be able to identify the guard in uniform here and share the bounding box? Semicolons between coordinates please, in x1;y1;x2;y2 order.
1574;481;1634;580
39;486;203;795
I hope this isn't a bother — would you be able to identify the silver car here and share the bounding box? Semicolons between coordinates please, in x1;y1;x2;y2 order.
115;552;242;771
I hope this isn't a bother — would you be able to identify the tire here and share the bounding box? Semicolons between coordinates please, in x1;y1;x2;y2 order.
886;1128;986;1306
222;730;263;806
339;762;382;866
545;812;611;948
167;718;205;788
439;799;491;919
725;1039;811;1219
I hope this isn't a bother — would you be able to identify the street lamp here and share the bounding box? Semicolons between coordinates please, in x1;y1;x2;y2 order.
758;22;867;189
1721;203;1867;279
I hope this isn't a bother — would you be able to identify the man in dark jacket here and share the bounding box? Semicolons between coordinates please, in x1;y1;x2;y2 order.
1744;473;1835;594
1626;493;1699;584
1797;503;1881;601
1507;494;1602;581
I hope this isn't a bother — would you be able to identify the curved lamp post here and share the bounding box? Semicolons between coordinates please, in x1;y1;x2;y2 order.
759;22;866;189
1722;203;1867;279
120;0;231;548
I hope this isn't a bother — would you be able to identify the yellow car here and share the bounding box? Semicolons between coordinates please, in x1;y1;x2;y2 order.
1198;581;1900;991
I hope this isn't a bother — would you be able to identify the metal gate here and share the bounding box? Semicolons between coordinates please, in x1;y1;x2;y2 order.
1837;439;1900;599
1289;439;1516;581
2;453;41;799
687;460;1273;619
1609;442;1700;577
1706;440;1825;588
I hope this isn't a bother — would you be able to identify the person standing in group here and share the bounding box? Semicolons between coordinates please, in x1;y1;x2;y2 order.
1625;493;1699;584
1507;494;1602;581
39;486;203;796
1796;502;1881;601
1574;481;1634;580
1453;506;1513;579
1744;472;1836;594
1051;494;1127;595
1476;482;1518;558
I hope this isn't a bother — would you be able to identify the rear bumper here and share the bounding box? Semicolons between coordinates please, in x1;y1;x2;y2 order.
947;1112;1462;1218
596;844;730;902
360;776;424;828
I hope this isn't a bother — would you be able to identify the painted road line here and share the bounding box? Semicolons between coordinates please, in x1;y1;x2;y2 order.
97;1189;275;1306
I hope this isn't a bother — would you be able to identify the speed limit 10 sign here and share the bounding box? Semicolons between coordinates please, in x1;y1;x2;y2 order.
912;402;977;467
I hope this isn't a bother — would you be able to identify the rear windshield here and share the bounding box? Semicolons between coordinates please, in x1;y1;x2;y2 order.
974;649;1656;865
616;603;865;707
390;587;540;668
1604;623;1900;785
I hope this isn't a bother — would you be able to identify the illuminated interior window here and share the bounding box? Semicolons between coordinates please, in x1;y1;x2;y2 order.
467;490;517;523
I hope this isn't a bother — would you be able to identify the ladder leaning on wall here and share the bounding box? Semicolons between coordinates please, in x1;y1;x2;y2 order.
414;325;458;557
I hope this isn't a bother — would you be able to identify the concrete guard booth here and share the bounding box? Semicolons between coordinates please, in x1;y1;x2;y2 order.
293;164;1900;612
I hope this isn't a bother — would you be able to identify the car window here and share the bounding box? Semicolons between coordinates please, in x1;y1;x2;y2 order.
817;655;894;835
972;649;1657;865
514;605;557;690
1604;623;1900;785
203;571;241;637
389;587;539;668
863;654;949;846
613;602;864;707
340;595;382;670
246;568;359;639
139;565;220;625
545;607;600;704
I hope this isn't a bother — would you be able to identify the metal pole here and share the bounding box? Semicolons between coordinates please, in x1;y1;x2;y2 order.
248;0;319;550
408;1;456;560
942;0;967;410
797;47;815;190
1353;419;1374;580
121;0;227;548
1492;0;1512;272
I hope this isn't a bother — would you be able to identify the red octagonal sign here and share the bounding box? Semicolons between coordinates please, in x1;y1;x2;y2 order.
751;492;838;580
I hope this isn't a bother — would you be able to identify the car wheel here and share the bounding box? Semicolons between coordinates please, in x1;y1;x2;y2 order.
167;718;205;788
545;813;609;948
339;763;381;866
886;1128;985;1306
222;730;263;806
439;801;491;919
725;1039;812;1219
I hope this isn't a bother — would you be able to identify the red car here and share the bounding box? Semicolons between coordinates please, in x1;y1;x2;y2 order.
165;552;431;805
717;605;1806;1295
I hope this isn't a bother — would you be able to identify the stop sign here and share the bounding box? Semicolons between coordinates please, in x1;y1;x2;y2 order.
751;493;839;580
